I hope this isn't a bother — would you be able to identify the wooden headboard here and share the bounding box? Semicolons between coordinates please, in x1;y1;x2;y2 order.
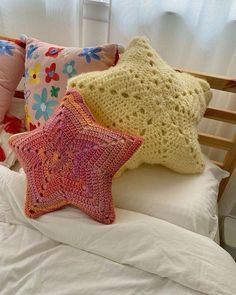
176;69;236;199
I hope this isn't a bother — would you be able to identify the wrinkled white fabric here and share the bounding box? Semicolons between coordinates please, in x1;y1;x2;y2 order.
0;166;236;295
0;222;203;295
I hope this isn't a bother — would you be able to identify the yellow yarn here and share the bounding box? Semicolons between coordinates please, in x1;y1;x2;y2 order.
68;36;212;175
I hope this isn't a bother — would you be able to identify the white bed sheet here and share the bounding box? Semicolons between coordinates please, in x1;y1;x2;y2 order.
0;166;236;295
0;222;202;295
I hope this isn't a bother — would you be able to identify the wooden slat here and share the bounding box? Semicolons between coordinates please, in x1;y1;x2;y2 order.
175;68;236;93
198;132;234;150
204;107;236;124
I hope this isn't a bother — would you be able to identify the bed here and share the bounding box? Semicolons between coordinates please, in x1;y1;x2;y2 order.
0;35;236;295
10;65;236;239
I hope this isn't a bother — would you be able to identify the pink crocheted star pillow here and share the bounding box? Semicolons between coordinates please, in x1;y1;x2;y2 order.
9;89;142;224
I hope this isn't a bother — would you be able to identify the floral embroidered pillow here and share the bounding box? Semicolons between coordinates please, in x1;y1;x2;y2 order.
24;37;119;130
0;37;25;123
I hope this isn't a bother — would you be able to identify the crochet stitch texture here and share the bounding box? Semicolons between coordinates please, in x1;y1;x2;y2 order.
9;89;142;224
68;36;212;174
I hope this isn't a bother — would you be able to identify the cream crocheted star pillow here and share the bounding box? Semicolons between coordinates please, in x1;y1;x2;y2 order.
68;36;212;174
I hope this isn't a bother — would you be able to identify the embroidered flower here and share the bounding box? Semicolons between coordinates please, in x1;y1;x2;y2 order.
32;88;58;121
51;86;60;98
0;40;14;56
78;47;102;63
45;63;59;83
29;64;41;85
24;104;32;130
62;60;77;78
45;47;63;58
25;103;38;131
27;44;38;59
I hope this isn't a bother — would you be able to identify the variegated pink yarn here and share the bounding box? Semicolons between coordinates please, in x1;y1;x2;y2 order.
9;89;142;224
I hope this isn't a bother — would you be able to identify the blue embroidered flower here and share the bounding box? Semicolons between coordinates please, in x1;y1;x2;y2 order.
32;88;58;121
0;40;15;56
27;44;38;59
78;47;102;63
62;60;77;78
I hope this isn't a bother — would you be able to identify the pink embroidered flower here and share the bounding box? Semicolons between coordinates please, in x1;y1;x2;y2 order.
45;63;59;83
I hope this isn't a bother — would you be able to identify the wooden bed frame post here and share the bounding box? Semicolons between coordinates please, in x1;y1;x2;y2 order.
218;135;236;199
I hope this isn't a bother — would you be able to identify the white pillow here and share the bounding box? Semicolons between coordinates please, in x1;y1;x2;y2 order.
113;156;229;239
